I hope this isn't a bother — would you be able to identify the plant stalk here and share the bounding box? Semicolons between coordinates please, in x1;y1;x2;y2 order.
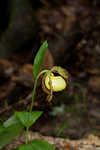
30;69;50;111
25;127;29;144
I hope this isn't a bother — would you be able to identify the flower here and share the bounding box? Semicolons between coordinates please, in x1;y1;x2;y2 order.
42;66;70;102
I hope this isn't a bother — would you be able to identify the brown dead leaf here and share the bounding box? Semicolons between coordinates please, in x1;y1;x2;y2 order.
88;76;100;93
41;49;54;70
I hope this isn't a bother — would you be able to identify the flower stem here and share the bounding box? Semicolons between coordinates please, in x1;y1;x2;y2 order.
30;69;50;111
25;127;29;144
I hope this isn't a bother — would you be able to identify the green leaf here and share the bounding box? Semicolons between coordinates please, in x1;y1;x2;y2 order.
15;139;56;150
0;124;5;133
31;140;56;150
33;41;48;79
4;115;21;128
0;123;24;149
0;115;24;149
15;111;43;128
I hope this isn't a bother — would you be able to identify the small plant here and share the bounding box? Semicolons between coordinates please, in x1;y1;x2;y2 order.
0;41;70;150
92;130;97;135
56;120;70;137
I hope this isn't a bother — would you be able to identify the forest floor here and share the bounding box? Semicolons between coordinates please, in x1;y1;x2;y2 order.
0;0;100;150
